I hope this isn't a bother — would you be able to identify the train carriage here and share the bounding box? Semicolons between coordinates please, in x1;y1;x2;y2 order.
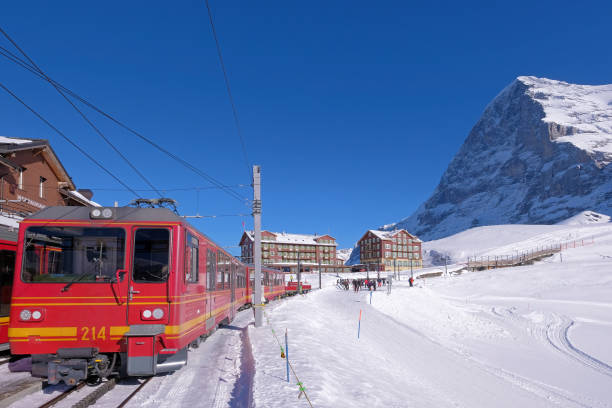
8;206;250;385
246;265;284;304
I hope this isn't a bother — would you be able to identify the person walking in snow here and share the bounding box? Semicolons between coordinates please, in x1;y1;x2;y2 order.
409;276;414;287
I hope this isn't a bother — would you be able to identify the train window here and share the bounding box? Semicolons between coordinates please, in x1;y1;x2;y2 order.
185;233;198;283
224;259;231;289
216;254;223;289
133;229;170;283
23;227;125;283
207;249;216;291
0;250;15;317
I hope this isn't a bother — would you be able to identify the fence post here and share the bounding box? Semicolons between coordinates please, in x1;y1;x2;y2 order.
285;329;290;383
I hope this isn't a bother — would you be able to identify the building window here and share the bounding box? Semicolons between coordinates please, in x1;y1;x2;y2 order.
18;170;23;189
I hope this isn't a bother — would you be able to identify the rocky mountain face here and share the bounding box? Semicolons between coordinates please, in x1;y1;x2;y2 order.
389;76;612;240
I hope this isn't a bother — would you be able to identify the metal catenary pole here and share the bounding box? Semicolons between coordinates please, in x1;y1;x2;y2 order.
253;165;263;328
297;251;302;294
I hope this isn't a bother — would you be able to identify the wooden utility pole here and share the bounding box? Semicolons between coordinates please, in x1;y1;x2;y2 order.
253;165;263;328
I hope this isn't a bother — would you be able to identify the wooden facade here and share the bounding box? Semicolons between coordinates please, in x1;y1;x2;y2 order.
358;229;422;271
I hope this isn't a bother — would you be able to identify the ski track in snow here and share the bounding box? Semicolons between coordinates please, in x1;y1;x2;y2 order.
545;316;612;379
489;306;612;380
382;307;595;408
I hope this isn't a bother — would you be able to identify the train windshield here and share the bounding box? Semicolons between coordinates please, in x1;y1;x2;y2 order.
22;226;125;283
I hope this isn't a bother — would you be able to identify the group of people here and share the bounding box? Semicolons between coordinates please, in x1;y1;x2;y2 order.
337;276;415;291
337;278;388;292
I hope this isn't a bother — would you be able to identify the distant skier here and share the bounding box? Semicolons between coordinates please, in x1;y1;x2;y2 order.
409;276;414;287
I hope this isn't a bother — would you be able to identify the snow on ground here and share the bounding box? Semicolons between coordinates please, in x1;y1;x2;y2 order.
250;220;612;407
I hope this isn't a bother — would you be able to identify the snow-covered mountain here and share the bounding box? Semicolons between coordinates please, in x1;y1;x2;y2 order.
389;76;612;240
335;248;353;264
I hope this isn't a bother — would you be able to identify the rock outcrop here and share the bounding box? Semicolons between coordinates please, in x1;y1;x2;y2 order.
389;77;612;240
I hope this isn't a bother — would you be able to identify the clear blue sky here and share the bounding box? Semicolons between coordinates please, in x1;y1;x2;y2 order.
1;0;611;254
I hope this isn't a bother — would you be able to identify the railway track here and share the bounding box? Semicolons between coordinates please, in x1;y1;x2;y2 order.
35;377;152;408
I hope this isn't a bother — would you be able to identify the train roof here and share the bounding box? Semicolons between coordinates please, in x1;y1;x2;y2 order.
25;206;185;223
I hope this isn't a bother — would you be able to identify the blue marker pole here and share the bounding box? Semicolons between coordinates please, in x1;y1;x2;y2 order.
357;309;362;339
285;329;290;383
370;291;372;305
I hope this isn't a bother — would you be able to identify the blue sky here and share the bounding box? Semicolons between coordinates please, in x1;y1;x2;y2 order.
1;1;611;253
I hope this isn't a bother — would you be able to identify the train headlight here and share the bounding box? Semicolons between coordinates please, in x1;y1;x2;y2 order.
20;309;32;321
153;308;164;319
90;207;115;219
32;310;42;320
142;309;152;319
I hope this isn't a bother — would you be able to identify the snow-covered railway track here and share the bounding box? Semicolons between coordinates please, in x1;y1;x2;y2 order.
30;376;151;408
37;382;86;408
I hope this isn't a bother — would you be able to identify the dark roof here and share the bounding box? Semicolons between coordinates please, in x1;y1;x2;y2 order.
0;225;18;242
0;139;48;153
25;206;185;223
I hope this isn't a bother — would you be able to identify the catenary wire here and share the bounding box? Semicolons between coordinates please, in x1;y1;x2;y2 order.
0;44;251;206
0;26;163;198
204;0;252;181
0;81;140;197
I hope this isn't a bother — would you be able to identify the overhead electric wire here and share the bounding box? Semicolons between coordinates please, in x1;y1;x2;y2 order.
0;26;163;198
0;44;250;205
0;81;140;197
204;0;252;181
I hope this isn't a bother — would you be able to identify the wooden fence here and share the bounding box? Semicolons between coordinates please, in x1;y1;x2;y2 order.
466;238;593;271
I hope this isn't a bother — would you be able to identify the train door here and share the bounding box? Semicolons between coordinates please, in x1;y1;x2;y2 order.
0;241;16;351
126;227;171;326
229;262;236;321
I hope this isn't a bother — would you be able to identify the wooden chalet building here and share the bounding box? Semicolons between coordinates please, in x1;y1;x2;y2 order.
358;229;422;271
0;136;99;222
239;231;351;274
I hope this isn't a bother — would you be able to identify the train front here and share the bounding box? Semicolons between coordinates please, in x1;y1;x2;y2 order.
9;206;183;385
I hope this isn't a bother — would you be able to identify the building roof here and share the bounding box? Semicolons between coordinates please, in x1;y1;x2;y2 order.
59;189;101;207
0;136;76;190
243;231;336;246
362;229;422;242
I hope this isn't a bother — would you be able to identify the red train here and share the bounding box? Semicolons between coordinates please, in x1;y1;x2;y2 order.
8;206;294;385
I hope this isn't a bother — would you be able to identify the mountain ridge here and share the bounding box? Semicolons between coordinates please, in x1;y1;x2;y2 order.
387;76;612;240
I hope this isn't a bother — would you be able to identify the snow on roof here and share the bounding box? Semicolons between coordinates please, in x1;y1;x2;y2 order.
0;136;33;145
366;229;422;242
245;231;336;246
0;212;22;229
517;76;612;166
63;190;101;207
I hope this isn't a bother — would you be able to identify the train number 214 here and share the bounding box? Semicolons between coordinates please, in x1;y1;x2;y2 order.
80;326;107;341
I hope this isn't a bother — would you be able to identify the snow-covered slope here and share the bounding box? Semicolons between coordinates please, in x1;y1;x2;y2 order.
422;211;609;266
249;219;612;407
557;210;611;226
389;76;612;240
